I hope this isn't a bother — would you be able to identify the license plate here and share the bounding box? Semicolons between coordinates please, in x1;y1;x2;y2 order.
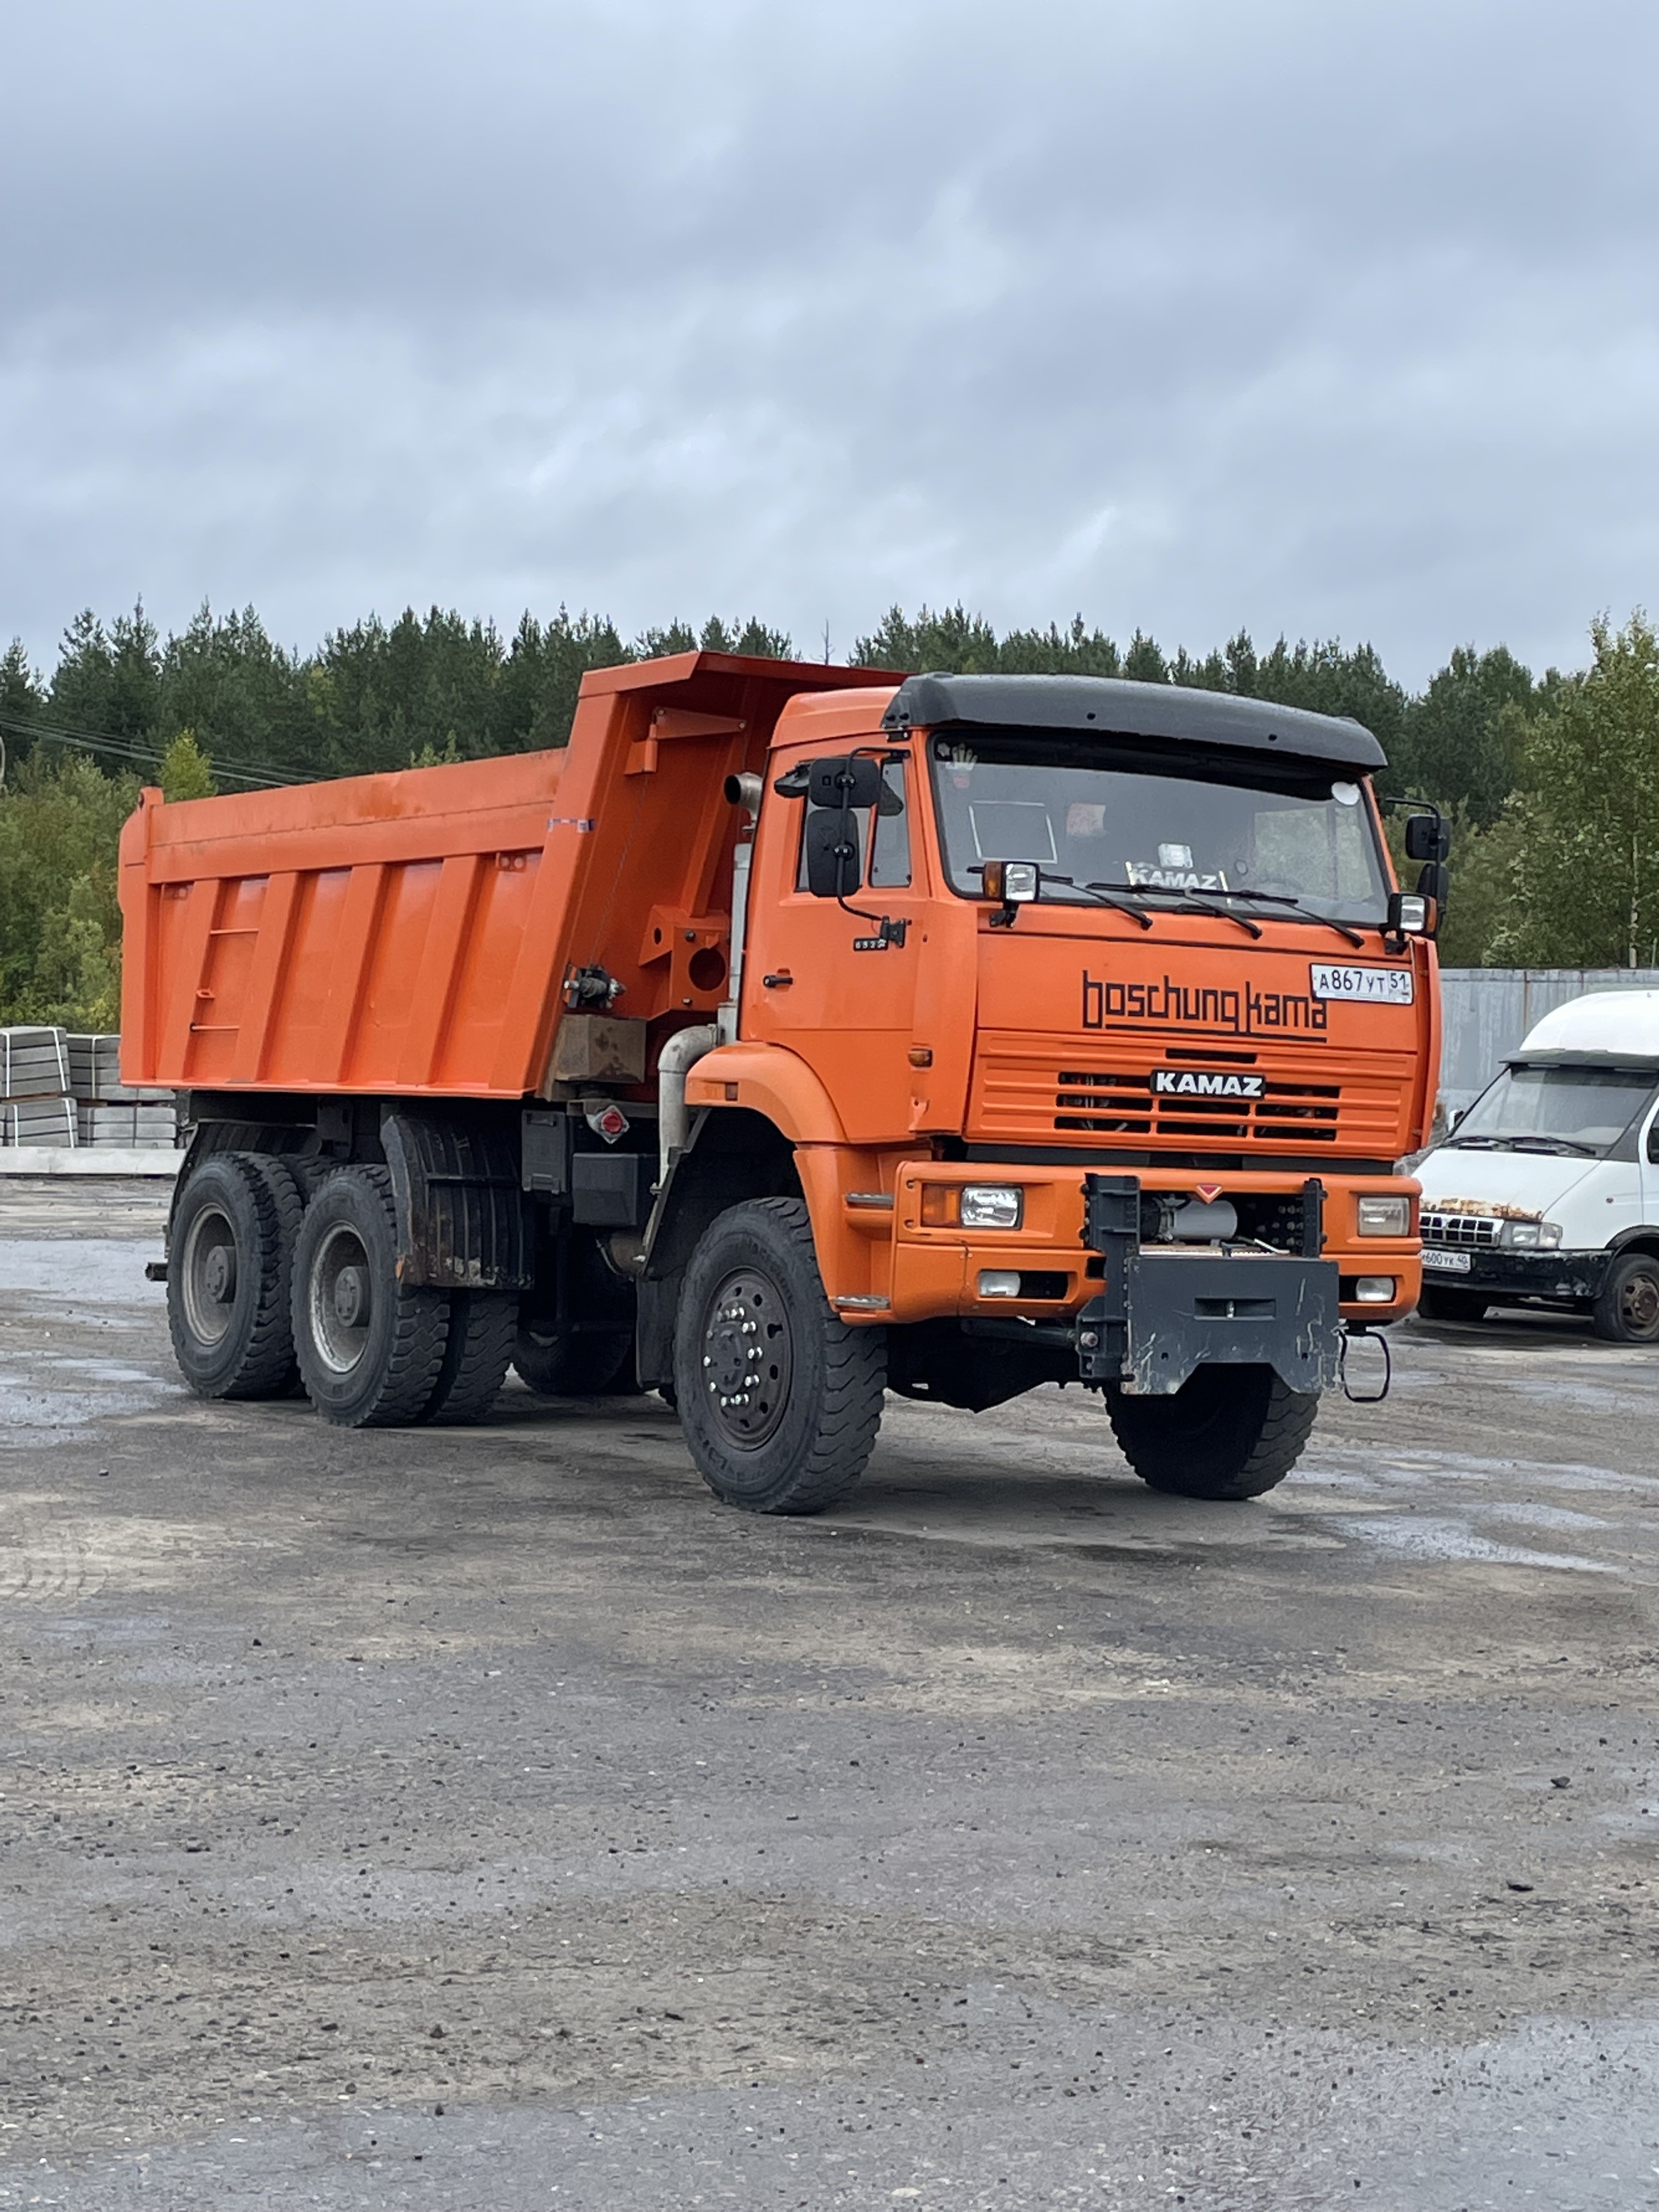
1421;1246;1471;1273
1310;963;1415;1005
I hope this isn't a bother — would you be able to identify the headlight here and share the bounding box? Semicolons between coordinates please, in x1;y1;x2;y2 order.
960;1184;1024;1229
1499;1219;1564;1250
1357;1194;1412;1237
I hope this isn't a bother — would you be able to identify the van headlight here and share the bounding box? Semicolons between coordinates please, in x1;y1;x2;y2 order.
1499;1220;1563;1249
1357;1194;1412;1237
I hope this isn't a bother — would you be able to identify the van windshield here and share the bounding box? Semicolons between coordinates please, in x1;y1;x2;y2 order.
926;730;1389;926
1448;1065;1656;1156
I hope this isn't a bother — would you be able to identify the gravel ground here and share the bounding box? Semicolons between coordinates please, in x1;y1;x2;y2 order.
1;1177;1656;2209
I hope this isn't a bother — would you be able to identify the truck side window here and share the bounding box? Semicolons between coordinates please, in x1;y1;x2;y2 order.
869;762;911;889
1647;1114;1659;1165
794;761;911;891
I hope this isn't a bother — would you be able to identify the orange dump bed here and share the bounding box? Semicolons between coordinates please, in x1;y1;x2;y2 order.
119;652;893;1097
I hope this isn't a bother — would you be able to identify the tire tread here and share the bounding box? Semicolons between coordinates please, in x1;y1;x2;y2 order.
425;1291;517;1424
1107;1366;1318;1500
292;1165;450;1427
167;1151;303;1400
676;1195;885;1515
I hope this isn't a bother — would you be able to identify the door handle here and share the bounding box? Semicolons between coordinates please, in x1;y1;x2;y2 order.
762;971;794;988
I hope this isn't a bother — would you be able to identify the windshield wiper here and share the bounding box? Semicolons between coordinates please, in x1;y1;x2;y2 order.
1040;874;1155;930
1211;888;1367;950
1082;880;1260;939
1445;1134;1598;1155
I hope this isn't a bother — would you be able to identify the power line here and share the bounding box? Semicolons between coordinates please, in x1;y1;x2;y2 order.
0;710;308;790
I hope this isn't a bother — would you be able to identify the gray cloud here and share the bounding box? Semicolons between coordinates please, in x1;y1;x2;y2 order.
4;0;1658;681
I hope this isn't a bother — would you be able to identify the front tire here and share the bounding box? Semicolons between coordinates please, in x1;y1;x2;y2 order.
167;1152;304;1399
291;1165;450;1427
1105;1364;1318;1500
1593;1251;1659;1344
674;1197;886;1514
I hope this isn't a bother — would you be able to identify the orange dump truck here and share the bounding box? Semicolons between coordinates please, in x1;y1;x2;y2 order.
120;651;1446;1511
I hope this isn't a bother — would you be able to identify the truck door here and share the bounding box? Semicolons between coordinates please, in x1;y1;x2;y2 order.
743;746;922;1144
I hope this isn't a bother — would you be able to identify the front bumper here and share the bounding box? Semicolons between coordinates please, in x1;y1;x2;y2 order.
1073;1173;1341;1395
878;1160;1418;1335
1420;1245;1612;1303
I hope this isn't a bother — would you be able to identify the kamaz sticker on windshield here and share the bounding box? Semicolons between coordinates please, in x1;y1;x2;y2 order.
1083;971;1328;1040
1310;964;1415;1005
1125;856;1227;892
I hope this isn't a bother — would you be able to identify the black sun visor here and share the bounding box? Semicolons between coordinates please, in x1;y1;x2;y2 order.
880;674;1386;772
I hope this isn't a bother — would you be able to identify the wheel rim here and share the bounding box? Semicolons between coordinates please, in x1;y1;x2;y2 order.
1621;1268;1659;1338
309;1223;374;1373
699;1265;792;1447
179;1204;239;1347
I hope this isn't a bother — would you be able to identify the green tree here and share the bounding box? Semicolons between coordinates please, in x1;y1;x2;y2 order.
1427;811;1525;966
159;727;217;801
0;637;45;749
1397;644;1536;827
853;603;1005;673
1490;614;1659;968
159;603;319;783
0;751;136;1025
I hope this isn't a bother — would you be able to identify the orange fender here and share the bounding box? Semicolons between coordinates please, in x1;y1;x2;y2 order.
683;1043;847;1144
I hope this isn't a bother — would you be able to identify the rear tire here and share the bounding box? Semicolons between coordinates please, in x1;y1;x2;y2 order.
167;1151;304;1399
514;1231;635;1396
424;1291;517;1424
674;1197;886;1514
291;1165;450;1427
1592;1251;1659;1344
513;1317;634;1396
1105;1364;1318;1500
1417;1286;1489;1323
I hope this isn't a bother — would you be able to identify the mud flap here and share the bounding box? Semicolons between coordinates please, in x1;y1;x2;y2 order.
1076;1172;1342;1397
381;1108;534;1291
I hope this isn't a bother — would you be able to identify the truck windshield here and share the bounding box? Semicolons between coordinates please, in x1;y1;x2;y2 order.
926;730;1390;926
1447;1065;1656;1156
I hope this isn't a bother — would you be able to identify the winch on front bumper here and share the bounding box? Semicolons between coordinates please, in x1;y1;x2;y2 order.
1073;1172;1344;1396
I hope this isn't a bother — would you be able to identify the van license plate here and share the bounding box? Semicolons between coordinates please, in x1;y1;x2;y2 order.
1421;1248;1471;1273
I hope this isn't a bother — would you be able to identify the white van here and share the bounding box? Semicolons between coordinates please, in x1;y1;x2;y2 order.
1416;990;1659;1340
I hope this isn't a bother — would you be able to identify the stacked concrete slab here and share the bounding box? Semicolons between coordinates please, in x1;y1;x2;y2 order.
0;1028;177;1150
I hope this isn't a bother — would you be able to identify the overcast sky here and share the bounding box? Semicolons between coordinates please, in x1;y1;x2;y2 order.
4;0;1656;686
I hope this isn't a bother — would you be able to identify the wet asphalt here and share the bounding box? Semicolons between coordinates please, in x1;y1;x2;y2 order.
1;1178;1656;2210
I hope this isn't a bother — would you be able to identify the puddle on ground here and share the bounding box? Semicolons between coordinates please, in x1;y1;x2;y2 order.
0;1239;173;1438
1333;1513;1617;1573
0;1238;162;1305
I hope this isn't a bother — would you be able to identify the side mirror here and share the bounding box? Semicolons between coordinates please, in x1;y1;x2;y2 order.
804;808;864;897
1415;861;1449;914
808;756;883;811
1404;814;1452;864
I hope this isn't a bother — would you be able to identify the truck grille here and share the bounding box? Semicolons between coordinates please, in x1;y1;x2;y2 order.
1054;1069;1341;1144
1420;1209;1502;1248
